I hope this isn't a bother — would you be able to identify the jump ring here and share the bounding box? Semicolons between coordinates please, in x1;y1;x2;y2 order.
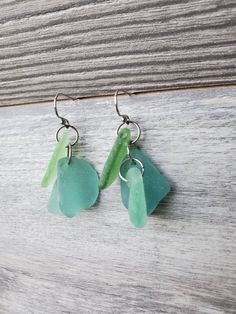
56;125;79;146
119;157;144;182
116;120;141;144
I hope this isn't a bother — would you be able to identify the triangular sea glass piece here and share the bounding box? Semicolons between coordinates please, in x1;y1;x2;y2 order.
120;147;171;215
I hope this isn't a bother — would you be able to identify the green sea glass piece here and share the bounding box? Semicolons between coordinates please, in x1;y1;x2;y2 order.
126;166;147;228
99;128;131;190
41;132;70;187
48;180;62;215
48;157;99;218
120;147;171;215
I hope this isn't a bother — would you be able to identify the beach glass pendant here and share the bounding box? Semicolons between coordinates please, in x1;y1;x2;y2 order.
120;146;171;216
126;166;148;228
99;128;131;190
44;92;100;218
48;157;99;218
41;132;70;187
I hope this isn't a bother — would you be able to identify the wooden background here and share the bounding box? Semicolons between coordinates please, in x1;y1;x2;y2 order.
0;1;236;314
0;87;235;313
0;0;236;106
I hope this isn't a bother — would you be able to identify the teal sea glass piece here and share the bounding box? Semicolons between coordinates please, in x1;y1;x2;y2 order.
48;157;99;218
41;132;70;187
99;128;131;190
126;166;147;228
120;147;171;215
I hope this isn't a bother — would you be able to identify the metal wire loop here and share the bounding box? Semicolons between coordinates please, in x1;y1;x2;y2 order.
116;120;141;144
54;92;80;150
119;157;144;182
114;89;134;123
54;92;78;126
114;90;141;144
66;143;72;164
56;125;80;146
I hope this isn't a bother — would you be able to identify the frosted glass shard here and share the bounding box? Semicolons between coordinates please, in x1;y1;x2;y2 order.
48;180;62;215
57;157;99;218
99;128;131;190
126;166;147;228
121;147;171;215
41;132;70;187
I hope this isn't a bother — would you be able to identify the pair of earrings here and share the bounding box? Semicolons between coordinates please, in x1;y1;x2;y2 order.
41;91;171;228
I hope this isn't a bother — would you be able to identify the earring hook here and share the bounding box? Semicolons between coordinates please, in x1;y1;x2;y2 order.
54;92;80;152
114;89;133;123
114;90;141;144
54;92;78;127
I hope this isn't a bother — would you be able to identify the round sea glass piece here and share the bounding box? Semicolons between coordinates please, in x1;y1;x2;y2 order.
48;157;99;218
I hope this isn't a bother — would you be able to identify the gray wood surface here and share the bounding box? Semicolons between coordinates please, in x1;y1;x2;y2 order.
0;0;236;106
0;87;235;313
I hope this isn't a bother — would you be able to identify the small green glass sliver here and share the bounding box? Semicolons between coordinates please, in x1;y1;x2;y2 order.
41;132;70;187
99;128;131;190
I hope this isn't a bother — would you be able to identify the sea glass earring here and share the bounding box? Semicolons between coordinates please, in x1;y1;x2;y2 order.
41;93;99;218
100;90;171;228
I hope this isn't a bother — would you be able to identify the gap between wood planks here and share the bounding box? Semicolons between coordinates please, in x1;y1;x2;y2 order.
0;82;235;109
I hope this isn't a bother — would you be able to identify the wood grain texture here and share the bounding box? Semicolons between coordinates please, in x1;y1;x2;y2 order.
0;0;236;106
0;87;235;313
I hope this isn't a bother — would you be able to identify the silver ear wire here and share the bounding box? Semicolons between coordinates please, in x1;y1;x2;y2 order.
54;93;80;164
114;89;133;123
114;90;144;182
54;93;77;127
114;90;141;144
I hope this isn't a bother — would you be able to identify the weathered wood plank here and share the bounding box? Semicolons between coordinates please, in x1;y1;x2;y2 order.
0;87;235;313
0;0;235;106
